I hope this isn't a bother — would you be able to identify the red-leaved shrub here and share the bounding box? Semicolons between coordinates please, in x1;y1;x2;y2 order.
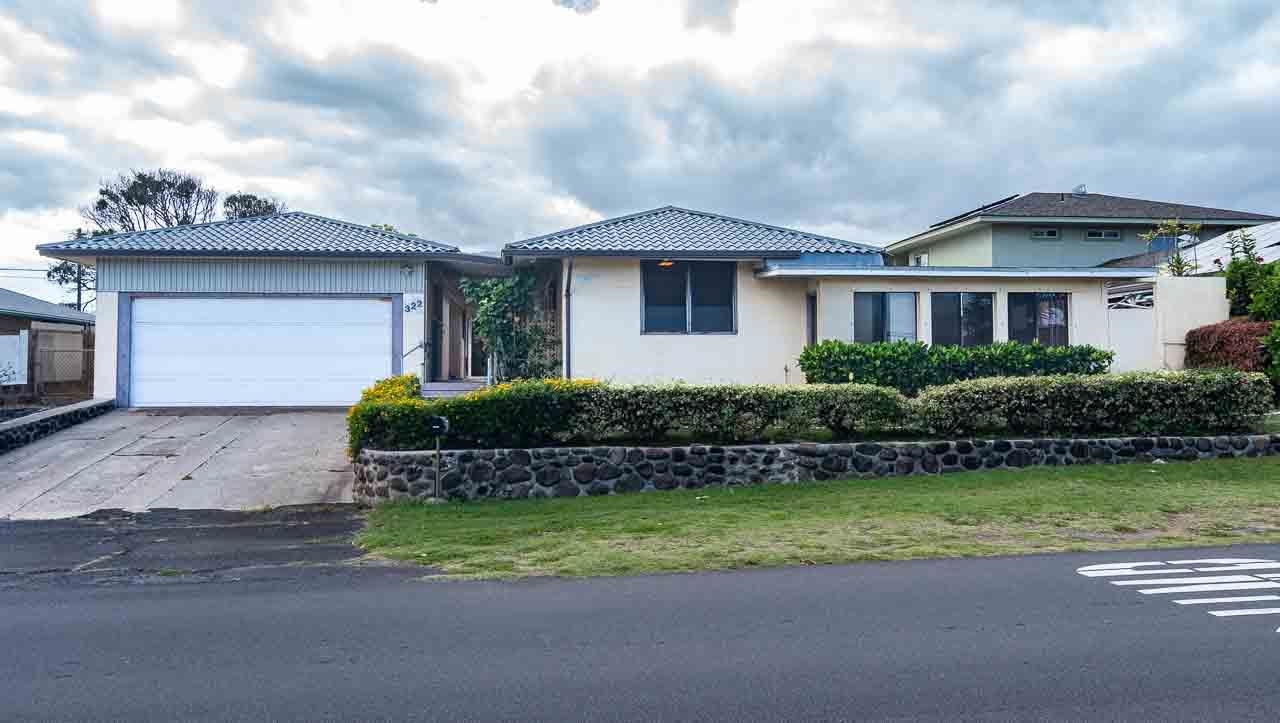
1184;319;1273;372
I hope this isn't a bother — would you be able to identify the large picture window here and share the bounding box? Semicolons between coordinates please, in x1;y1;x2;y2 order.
930;292;994;347
1009;292;1069;346
642;261;736;334
854;292;917;343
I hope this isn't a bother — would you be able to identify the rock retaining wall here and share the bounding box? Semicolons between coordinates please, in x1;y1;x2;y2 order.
0;399;115;455
353;434;1280;504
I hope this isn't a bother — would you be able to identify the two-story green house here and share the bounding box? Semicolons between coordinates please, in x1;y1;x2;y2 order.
886;190;1278;268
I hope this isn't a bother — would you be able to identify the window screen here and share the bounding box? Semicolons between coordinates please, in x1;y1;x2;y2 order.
642;261;689;333
690;262;735;333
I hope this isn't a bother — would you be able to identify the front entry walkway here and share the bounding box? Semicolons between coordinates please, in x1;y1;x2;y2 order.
0;410;352;520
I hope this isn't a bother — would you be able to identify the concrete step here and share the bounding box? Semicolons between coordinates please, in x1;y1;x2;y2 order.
421;381;487;399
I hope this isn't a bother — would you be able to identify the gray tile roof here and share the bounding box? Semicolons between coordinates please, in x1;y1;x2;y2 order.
934;192;1278;228
0;288;94;325
37;212;459;258
504;206;880;257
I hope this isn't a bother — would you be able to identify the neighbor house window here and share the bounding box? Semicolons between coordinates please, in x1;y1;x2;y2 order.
930;292;994;347
1085;229;1122;241
1008;292;1070;346
911;253;929;267
641;260;736;334
854;292;917;343
1030;227;1059;240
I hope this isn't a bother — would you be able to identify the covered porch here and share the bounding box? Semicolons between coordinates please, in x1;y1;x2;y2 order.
419;255;508;389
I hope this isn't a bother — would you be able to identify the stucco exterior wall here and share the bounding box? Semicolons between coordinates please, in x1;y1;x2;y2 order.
93;292;117;400
910;226;993;266
991;224;1148;267
566;258;809;384
815;276;1110;348
1156;276;1230;369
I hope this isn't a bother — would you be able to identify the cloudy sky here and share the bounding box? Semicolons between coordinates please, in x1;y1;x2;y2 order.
2;0;1279;303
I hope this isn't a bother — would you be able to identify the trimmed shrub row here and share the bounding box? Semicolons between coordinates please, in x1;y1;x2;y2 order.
347;379;911;454
347;370;1273;454
917;370;1273;437
797;340;1113;395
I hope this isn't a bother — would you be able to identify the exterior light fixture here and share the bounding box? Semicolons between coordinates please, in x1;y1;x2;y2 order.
657;259;675;267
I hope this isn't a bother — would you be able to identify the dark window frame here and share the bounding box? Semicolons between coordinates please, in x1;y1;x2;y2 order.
1008;292;1070;346
930;291;994;347
641;260;738;335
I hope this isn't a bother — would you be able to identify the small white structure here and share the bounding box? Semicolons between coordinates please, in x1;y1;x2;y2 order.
1105;276;1230;372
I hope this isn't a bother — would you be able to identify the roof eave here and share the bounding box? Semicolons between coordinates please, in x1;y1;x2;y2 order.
0;307;94;325
502;249;811;261
885;216;986;254
755;266;1159;279
37;248;459;260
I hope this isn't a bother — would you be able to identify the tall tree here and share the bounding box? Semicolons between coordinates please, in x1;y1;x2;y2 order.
81;168;219;232
46;228;108;311
224;192;288;219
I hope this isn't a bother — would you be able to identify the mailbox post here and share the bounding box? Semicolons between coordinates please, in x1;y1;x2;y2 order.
426;415;450;498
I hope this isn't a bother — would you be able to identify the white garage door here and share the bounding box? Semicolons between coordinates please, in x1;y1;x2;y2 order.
130;297;393;407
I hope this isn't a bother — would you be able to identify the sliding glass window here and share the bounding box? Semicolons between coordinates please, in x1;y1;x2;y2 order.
1008;292;1069;346
641;261;736;334
854;292;917;343
930;292;994;347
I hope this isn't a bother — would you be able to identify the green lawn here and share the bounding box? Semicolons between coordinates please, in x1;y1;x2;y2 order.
359;456;1280;579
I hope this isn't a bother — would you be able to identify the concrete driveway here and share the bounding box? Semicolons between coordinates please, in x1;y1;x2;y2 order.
0;410;352;520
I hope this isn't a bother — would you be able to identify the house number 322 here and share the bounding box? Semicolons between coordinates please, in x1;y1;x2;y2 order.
404;299;424;313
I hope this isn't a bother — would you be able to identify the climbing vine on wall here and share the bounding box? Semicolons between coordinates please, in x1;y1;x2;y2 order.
460;268;560;381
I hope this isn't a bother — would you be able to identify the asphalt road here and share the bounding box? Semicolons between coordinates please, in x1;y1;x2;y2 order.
5;510;1280;721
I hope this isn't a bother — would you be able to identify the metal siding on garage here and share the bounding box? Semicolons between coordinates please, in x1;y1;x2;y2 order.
98;258;425;293
129;297;393;407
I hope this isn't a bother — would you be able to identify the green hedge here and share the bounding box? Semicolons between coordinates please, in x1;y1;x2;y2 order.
347;378;911;453
798;340;1114;395
916;370;1274;437
348;370;1272;454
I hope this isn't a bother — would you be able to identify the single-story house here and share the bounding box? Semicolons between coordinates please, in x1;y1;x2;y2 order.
37;212;504;407
503;206;1229;384
885;190;1278;268
0;288;95;402
35;205;1240;406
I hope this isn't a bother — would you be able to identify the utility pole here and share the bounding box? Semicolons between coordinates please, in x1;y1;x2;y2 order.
75;264;83;311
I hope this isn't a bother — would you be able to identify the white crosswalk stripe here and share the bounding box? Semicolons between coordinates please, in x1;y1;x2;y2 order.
1138;581;1280;595
1112;575;1258;586
1175;595;1280;605
1210;608;1280;617
1077;557;1280;632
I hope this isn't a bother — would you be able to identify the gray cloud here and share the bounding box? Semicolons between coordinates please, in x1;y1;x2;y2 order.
242;46;461;137
684;0;738;33
552;0;600;15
